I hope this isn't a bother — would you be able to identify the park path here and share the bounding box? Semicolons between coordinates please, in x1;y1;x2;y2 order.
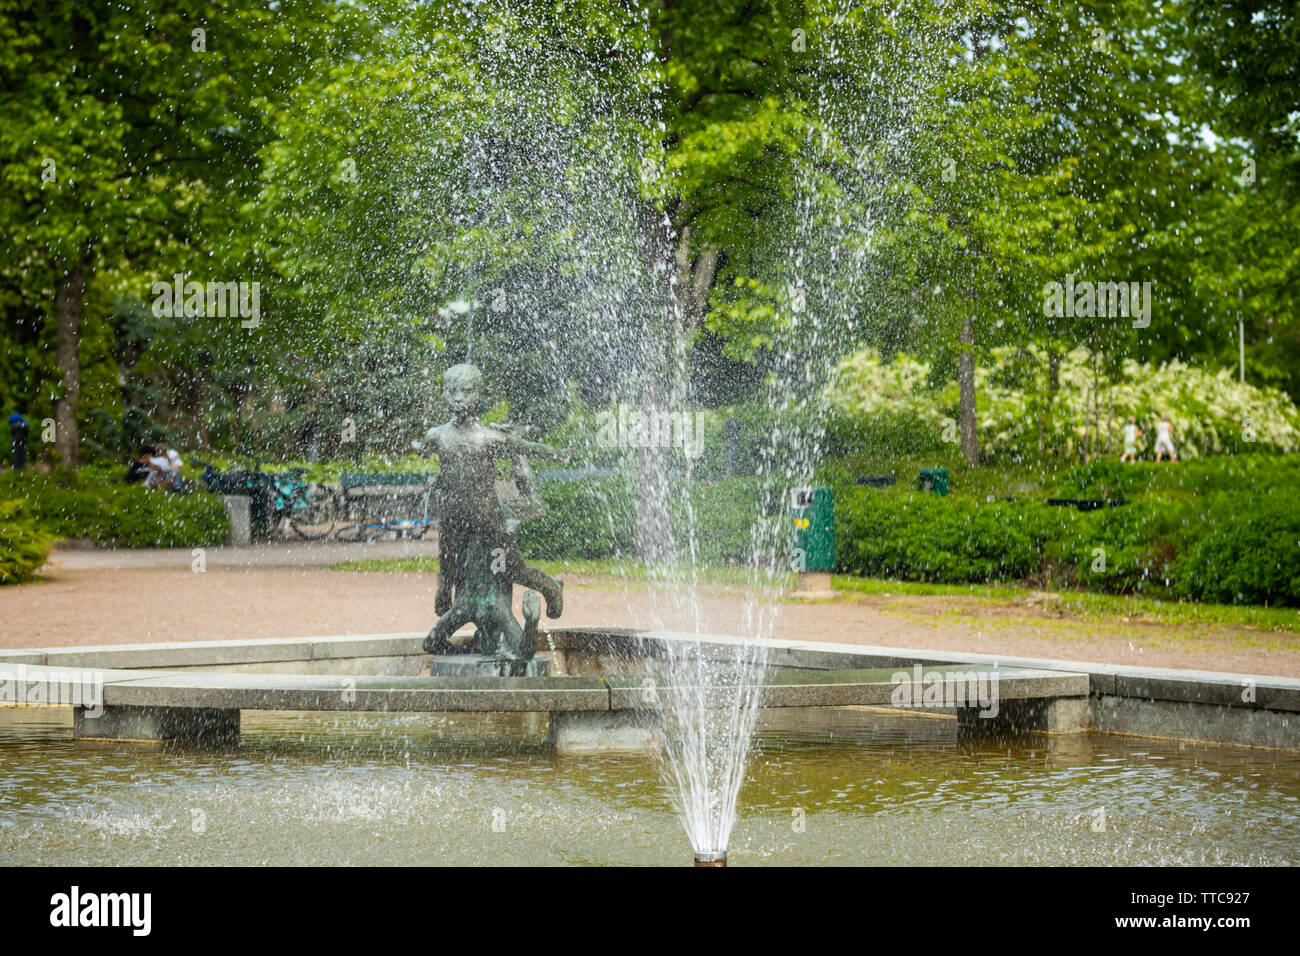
50;537;439;570
2;544;1297;677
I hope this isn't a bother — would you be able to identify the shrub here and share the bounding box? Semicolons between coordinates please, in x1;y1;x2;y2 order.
1056;454;1300;503
826;346;1300;459
832;481;1300;606
0;467;229;548
518;474;760;563
835;487;1075;584
1070;499;1193;594
672;477;760;564
0;498;53;584
518;474;637;559
1173;496;1300;606
824;351;949;456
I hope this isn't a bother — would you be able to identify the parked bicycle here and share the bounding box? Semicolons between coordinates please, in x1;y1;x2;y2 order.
195;459;340;540
333;482;435;542
333;514;435;543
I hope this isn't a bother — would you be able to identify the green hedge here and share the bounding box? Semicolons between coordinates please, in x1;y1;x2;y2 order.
1055;455;1300;502
1067;499;1193;593
671;477;760;564
517;475;638;559
518;475;760;564
834;484;1300;606
472;467;1300;607
1173;495;1300;606
0;498;54;584
835;489;1077;584
0;468;229;548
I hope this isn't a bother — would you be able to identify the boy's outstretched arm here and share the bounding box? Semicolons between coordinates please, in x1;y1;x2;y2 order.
505;433;572;464
506;437;571;505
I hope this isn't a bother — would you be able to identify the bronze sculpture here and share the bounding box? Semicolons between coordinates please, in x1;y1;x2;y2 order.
419;363;568;663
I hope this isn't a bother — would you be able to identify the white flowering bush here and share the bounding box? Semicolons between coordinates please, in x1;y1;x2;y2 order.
824;349;954;453
827;346;1300;458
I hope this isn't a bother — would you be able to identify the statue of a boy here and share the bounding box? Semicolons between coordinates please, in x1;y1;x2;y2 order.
419;363;568;661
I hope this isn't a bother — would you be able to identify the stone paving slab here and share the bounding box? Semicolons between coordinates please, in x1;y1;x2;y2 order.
100;670;611;712
8;629;1296;717
558;628;1300;712
604;666;1085;711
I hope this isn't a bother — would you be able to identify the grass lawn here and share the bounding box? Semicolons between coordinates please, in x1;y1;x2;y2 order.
830;575;1300;634
328;555;1297;635
328;555;794;590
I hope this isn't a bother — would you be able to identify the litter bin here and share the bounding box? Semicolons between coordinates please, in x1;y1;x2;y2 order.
790;486;835;571
242;480;273;536
918;468;949;496
8;413;29;470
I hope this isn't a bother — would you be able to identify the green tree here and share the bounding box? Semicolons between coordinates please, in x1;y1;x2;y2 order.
0;0;370;465
1181;0;1300;399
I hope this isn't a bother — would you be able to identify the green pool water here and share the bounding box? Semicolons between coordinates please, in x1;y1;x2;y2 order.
1;706;1296;866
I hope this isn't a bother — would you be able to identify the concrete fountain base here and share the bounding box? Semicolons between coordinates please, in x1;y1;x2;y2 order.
428;654;550;678
548;710;661;752
2;628;1296;750
75;704;241;742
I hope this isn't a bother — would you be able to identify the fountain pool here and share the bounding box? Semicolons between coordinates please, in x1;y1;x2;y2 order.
3;704;1297;866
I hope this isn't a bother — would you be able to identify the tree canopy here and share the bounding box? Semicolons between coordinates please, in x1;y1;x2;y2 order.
1;0;1295;466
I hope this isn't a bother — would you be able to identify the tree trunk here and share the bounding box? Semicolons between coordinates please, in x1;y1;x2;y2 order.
53;264;84;467
1106;376;1114;457
957;314;977;467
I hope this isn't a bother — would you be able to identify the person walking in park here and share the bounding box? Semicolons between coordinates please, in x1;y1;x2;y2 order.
1154;414;1177;462
1120;416;1142;463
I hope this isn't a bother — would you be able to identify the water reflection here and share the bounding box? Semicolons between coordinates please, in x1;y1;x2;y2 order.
0;707;1295;865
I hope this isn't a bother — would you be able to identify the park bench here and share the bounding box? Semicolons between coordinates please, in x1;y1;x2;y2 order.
338;472;436;523
533;466;617;483
1045;497;1130;511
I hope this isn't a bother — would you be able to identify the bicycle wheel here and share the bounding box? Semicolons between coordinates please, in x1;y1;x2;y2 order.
290;513;336;540
334;521;380;542
290;488;338;540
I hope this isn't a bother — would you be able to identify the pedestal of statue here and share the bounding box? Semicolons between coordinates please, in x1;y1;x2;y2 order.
428;654;551;678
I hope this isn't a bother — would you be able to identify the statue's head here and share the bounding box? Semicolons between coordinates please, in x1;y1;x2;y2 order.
443;363;484;418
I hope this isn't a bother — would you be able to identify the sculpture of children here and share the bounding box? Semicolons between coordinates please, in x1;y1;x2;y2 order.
418;363;569;660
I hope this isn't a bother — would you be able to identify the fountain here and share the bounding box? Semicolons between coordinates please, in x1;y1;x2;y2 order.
411;358;778;865
4;4;1300;874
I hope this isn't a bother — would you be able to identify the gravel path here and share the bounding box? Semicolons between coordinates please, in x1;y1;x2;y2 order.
3;546;1296;677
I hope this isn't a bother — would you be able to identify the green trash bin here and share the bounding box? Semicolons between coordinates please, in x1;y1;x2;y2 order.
790;486;835;571
918;468;949;496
